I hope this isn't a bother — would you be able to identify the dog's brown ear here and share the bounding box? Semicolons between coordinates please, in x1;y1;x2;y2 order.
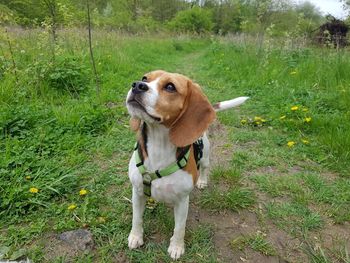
169;81;216;147
129;117;141;132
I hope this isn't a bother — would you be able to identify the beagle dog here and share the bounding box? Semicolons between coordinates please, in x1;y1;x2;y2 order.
126;70;248;260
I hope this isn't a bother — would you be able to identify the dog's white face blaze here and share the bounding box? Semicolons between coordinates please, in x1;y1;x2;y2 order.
141;78;160;118
126;78;161;124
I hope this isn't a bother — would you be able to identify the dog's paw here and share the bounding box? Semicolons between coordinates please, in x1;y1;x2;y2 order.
128;232;144;249
196;178;208;189
168;241;185;260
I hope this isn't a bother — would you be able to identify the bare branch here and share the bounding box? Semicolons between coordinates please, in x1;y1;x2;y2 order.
4;28;19;84
86;0;101;96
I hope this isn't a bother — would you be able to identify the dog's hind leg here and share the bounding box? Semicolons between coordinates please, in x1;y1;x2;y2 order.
128;187;146;249
196;134;210;189
168;195;189;260
197;162;209;189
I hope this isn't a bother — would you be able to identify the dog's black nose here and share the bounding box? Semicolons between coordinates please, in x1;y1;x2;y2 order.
132;81;149;94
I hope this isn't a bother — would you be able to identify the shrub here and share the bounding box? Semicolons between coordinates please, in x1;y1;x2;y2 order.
31;56;89;93
169;7;213;34
0;106;37;139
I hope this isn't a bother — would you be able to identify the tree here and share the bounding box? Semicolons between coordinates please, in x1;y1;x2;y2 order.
341;0;350;12
150;0;188;22
296;1;322;23
210;0;243;34
42;0;58;42
0;0;47;25
0;3;17;24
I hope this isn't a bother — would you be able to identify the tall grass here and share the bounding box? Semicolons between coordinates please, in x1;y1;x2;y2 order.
196;40;350;174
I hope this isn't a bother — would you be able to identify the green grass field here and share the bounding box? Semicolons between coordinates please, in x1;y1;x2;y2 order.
1;29;350;262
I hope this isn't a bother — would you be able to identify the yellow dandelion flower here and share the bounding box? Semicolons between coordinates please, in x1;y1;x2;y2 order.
256;121;261;125
79;189;88;196
291;106;299;111
240;119;247;125
261;119;266;123
290;71;297;75
304;117;312;123
302;139;309;144
25;176;31;180
254;116;262;122
287;141;296;147
29;187;39;193
68;204;77;210
280;115;286;120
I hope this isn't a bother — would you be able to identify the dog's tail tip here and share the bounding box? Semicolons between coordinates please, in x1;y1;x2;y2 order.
213;96;249;112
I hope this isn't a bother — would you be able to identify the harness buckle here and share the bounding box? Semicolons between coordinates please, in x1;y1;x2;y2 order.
143;172;152;185
177;158;186;169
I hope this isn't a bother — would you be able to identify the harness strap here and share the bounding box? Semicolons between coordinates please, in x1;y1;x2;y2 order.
134;142;191;196
193;138;204;169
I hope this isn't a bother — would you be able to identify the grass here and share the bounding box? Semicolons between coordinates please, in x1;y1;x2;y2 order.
231;232;276;256
199;167;256;211
199;186;255;212
266;202;323;234
0;28;350;262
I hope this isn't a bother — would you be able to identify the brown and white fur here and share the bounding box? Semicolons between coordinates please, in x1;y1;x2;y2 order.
126;70;248;260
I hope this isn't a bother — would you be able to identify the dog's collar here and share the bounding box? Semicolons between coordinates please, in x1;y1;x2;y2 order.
134;142;191;197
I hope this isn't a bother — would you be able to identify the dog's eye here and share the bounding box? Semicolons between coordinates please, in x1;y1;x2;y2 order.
164;83;176;93
142;76;147;82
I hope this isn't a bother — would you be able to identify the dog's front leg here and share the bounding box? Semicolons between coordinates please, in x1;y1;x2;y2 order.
128;187;146;249
168;195;189;260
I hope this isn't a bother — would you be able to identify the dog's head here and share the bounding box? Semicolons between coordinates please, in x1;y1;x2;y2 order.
126;70;216;147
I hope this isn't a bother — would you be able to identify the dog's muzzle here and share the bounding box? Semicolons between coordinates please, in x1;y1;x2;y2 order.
131;81;148;94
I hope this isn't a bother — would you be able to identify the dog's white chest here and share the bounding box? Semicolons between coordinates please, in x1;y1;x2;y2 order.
150;171;194;204
128;152;193;204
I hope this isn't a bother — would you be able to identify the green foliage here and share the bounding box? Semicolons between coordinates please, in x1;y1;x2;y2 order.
0;106;37;138
168;7;213;34
0;55;11;78
0;98;115;217
30;56;89;93
0;3;17;25
0;0;333;36
210;0;243;34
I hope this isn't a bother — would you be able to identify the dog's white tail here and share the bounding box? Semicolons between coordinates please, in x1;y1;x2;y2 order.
213;96;249;112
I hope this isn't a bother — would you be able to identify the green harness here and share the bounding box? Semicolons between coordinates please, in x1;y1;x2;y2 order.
134;143;191;196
